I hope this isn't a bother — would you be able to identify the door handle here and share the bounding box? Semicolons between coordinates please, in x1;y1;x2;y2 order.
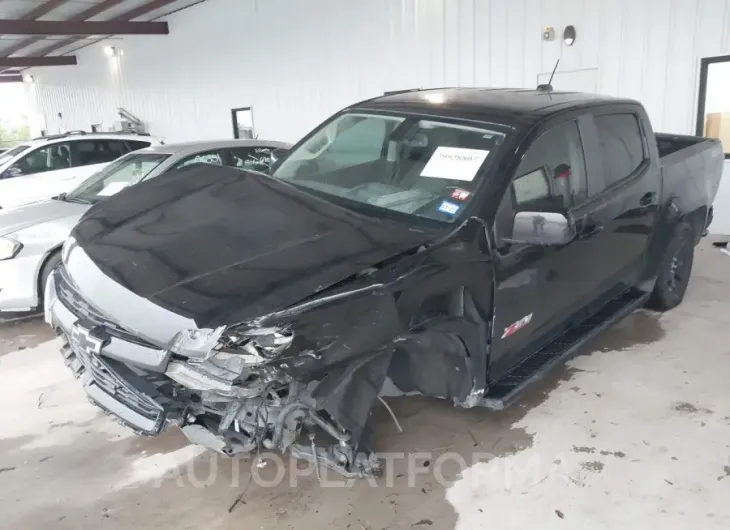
578;223;603;240
639;192;656;206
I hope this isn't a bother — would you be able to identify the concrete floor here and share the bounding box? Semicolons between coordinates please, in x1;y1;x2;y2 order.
1;240;730;530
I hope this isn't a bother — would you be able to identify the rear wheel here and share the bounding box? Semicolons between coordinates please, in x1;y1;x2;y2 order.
646;221;694;311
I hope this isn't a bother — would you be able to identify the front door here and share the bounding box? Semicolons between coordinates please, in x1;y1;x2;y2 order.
0;141;73;207
489;118;598;380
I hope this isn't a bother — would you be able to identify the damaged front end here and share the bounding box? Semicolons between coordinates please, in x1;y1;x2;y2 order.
182;276;407;475
163;297;394;477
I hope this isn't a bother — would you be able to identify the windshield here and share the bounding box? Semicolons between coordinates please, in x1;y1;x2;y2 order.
67;152;169;203
272;112;507;222
0;144;29;167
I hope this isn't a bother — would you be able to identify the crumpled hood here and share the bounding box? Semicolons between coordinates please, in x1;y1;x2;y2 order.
72;164;437;327
0;198;89;236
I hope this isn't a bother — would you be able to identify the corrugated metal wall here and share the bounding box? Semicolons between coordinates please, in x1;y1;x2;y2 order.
25;0;730;231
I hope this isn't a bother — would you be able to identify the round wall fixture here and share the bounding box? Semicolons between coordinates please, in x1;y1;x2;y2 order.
563;25;577;46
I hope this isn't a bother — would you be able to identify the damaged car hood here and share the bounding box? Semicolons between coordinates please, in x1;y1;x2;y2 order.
71;164;438;327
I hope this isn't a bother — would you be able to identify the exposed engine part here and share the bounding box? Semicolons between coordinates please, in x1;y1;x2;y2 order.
289;442;383;479
171;344;378;477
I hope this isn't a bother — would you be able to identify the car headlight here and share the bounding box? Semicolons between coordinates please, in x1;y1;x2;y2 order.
169;326;294;361
0;236;22;260
241;327;294;356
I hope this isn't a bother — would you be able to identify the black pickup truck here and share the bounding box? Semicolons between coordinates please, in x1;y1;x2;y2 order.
46;88;724;477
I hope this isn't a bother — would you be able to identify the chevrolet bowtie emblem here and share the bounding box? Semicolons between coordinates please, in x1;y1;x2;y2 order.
70;322;109;357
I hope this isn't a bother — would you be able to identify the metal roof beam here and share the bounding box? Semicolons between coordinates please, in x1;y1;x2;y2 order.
0;56;77;67
31;0;179;57
0;0;124;58
0;19;169;36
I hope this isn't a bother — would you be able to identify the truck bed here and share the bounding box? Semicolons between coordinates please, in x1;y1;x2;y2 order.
655;132;724;234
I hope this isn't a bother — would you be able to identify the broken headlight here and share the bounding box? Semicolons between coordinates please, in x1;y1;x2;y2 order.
170;326;294;361
239;327;294;357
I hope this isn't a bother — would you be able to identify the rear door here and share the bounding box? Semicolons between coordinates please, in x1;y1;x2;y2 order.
66;139;130;189
575;109;659;298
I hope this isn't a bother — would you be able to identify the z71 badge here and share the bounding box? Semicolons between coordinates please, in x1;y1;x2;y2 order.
501;313;533;339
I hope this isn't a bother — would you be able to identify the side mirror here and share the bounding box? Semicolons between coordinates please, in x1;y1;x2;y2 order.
508;211;575;246
3;165;23;179
269;147;289;171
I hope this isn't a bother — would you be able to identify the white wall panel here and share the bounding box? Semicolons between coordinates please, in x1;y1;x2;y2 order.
24;0;730;231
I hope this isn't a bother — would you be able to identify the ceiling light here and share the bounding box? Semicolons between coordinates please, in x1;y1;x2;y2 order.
103;46;117;57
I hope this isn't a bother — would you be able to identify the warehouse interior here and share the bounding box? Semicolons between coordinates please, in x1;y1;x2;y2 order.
1;0;730;528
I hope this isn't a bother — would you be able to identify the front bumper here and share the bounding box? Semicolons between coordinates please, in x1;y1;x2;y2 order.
46;269;170;435
0;251;44;312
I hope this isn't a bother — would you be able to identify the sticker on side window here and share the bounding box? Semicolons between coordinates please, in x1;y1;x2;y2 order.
438;200;461;215
420;146;489;182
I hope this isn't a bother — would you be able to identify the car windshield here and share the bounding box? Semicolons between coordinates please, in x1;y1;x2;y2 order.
0;144;29;166
272;112;507;222
67;152;169;203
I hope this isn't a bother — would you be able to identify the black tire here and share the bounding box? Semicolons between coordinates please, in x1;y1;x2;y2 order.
646;221;694;311
39;251;62;306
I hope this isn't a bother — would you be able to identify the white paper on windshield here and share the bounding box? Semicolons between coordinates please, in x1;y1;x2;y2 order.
420;147;489;182
97;181;130;196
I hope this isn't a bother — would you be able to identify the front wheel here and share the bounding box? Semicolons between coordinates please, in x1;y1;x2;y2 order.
646;221;694;311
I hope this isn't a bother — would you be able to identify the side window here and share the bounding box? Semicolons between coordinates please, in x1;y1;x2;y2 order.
594;114;645;187
72;140;122;167
172;150;225;170
14;142;72;175
107;140;129;158
228;146;275;172
126;140;152;152
512;120;588;211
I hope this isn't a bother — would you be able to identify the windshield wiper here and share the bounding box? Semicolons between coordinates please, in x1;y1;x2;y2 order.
53;193;92;205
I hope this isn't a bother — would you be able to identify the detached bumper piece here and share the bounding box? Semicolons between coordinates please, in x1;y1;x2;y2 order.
59;332;167;435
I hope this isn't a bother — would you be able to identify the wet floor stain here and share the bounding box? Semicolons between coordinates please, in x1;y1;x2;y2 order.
672;402;713;414
580;461;605;472
584;311;665;353
599;450;626;458
0;316;55;356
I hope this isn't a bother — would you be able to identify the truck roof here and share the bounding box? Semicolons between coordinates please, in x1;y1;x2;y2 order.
355;87;635;125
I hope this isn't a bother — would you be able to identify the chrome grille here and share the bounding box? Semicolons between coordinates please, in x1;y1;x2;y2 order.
55;265;153;347
86;355;163;422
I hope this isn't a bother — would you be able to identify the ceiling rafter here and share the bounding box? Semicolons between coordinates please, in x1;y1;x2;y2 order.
35;0;179;57
0;19;169;36
0;0;125;59
0;56;77;67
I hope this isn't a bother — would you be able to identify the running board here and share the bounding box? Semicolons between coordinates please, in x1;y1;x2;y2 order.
482;288;650;410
